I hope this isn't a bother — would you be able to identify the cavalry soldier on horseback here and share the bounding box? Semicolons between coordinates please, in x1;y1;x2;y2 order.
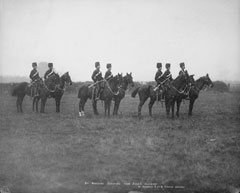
91;61;103;100
179;62;191;99
44;63;55;80
160;63;173;100
29;62;41;97
104;63;113;81
179;62;188;76
163;63;173;82
153;62;164;92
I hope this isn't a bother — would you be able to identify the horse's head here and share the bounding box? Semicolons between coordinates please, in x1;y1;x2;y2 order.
124;72;134;87
201;73;214;88
61;72;72;85
189;74;195;85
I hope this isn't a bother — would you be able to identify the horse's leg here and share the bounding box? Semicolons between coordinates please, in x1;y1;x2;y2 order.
115;100;121;115
19;95;25;113
32;97;36;111
92;100;99;115
171;99;175;118
16;96;19;112
36;97;40;112
188;98;196;116
165;97;170;117
40;97;47;113
55;96;62;113
79;99;83;116
176;98;182;117
108;100;111;118
113;99;120;115
148;96;156;117
138;97;147;118
112;100;117;115
104;101;107;117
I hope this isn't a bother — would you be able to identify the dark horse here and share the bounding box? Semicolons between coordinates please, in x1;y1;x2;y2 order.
176;73;213;117
112;73;134;115
131;78;171;117
165;73;193;118
12;72;72;113
78;74;122;117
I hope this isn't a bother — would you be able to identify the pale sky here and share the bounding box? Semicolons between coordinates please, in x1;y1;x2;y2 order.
0;0;239;82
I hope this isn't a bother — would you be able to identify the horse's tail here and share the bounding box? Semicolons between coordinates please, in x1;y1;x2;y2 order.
131;87;140;98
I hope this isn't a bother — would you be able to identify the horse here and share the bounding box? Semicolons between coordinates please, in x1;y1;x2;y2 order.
165;73;193;118
176;73;213;117
11;72;72;113
78;74;122;117
35;72;72;113
11;79;43;113
112;73;134;115
131;78;171;117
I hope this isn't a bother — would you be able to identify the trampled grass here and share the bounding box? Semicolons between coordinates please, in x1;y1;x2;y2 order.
0;87;240;193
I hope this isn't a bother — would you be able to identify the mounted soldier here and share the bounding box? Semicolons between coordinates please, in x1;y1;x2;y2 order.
153;63;164;92
179;62;188;76
161;63;173;101
44;63;56;80
44;63;59;92
163;63;173;82
104;63;113;81
29;62;41;97
91;61;103;100
179;62;191;99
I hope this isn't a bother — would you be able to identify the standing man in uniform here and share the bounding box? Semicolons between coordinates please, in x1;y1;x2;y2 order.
29;62;40;97
91;61;103;100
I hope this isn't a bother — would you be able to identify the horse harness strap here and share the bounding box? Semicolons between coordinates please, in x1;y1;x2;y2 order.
172;85;188;94
105;81;120;96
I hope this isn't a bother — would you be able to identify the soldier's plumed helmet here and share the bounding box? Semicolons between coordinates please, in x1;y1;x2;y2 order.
32;62;37;67
156;63;162;68
48;63;53;67
106;63;112;69
95;62;100;67
165;63;171;68
180;62;185;67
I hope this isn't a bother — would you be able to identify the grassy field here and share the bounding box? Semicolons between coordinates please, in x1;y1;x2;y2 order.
0;84;240;193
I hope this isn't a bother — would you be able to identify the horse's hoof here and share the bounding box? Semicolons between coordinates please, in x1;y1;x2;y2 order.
79;112;82;117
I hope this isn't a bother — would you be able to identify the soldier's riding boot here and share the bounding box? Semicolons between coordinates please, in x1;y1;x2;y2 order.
95;88;101;100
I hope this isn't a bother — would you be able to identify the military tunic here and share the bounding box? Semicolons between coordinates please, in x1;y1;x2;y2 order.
104;70;113;81
91;69;103;82
162;69;173;81
44;69;55;79
29;69;40;81
155;70;164;83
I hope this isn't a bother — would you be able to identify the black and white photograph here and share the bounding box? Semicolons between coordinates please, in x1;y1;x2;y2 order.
0;0;240;192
